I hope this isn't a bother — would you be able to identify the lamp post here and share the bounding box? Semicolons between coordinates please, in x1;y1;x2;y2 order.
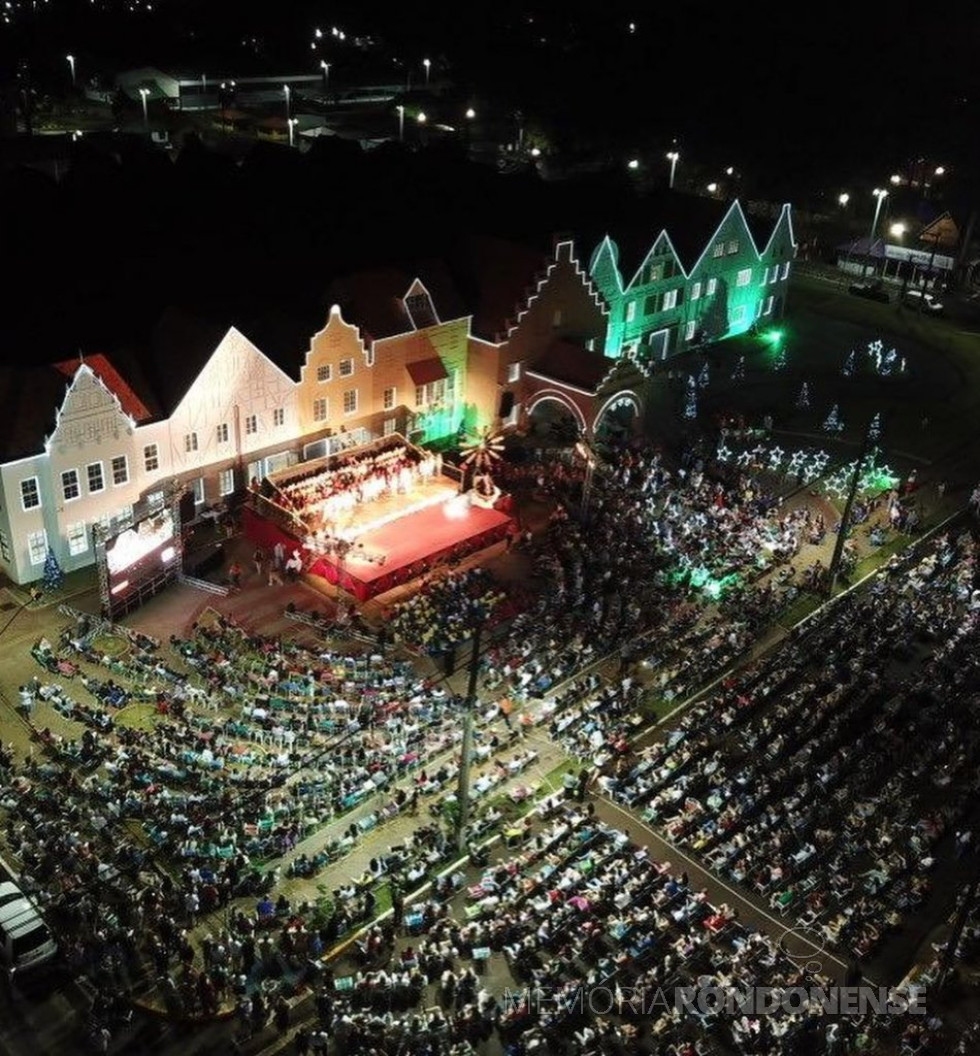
396;105;404;141
320;61;330;91
138;87;150;129
288;117;297;148
423;57;431;86
284;84;291;120
575;440;598;518
666;150;679;189
838;192;850;207
66;54;75;88
867;188;888;277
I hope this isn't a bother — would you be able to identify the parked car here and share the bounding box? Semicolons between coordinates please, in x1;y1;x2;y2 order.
848;280;890;303
0;881;57;979
901;289;944;314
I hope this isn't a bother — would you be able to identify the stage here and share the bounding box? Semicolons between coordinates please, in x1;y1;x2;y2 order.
244;497;514;601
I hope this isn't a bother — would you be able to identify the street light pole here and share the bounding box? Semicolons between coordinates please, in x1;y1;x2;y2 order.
66;54;75;88
867;188;888;277
666;150;679;189
139;87;149;129
320;61;330;91
284;84;291;121
396;105;404;142
288;117;297;148
423;58;431;86
454;619;484;852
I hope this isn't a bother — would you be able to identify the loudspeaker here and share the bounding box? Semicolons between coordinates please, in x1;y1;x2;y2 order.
498;391;515;418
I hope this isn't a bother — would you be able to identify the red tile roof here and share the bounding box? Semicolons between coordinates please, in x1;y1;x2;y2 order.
529;339;610;393
53;353;154;422
406;358;448;386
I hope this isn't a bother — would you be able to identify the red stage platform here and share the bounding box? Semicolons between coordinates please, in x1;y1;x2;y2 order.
244;499;513;601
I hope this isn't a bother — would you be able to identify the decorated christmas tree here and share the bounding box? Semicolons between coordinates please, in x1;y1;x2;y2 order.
684;376;698;420
868;412;882;442
42;548;64;592
842;350;855;378
795;382;810;409
772;343;787;371
823;404;844;433
731;356;745;383
698;362;710;389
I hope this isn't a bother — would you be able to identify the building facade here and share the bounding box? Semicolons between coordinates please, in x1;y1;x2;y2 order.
0;200;794;584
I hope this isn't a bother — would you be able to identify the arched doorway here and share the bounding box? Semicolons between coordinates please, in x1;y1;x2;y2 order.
593;391;640;443
527;393;586;443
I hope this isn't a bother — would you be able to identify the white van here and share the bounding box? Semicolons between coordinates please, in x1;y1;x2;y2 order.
0;882;58;979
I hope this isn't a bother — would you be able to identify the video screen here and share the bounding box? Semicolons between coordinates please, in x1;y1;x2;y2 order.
105;509;178;599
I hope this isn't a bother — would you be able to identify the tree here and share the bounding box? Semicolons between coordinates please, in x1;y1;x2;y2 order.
42;548;64;592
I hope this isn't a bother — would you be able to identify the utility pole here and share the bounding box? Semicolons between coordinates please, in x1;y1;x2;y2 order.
454;619;484;851
826;420;876;595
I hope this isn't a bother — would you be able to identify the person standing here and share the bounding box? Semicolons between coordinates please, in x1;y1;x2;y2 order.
253;547;265;577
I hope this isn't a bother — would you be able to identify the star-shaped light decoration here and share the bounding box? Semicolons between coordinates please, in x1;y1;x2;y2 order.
768;446;785;471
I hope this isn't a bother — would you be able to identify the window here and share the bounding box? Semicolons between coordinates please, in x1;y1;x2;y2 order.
415;385;425;408
662;289;679;310
67;521;88;557
273;407;285;427
690;281;701;301
61;469;80;502
685;320;697;341
383;387;396;410
383;417;397;436
625;301;636;323
244;414;257;435
20;477;40;511
339;358;354;377
147;490;165;508
216;422;229;444
731;305;747;324
192;478;205;505
184;432;198;453
648;263;663;283
552;309;562;327
111;455;129;486
316;363;331;383
644;294;659;315
219;469;235;496
507;362;522;383
781;261;790;280
0;529;9;562
727;240;739;255
144;444;159;472
343;389;358;414
768;265;778;285
736;268;752;287
86;461;105;494
764;295;774;315
28;529;47;566
706;278;718;296
313;397;328;422
505;400;521;427
712;242;725;258
446;369;458;399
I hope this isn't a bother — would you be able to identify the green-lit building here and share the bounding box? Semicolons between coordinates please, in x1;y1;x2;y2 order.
589;199;795;361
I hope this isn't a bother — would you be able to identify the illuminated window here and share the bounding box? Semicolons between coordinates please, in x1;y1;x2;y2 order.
736;268;752;287
416;380;445;407
339;358;354;377
662;289;679;310
28;529;48;566
690;281;701;301
768;266;778;284
685;320;696;340
625;301;636;323
192;478;205;505
216;422;229;443
313;397;328;422
712;242;725;258
244;414;257;435
184;432;198;453
0;529;10;562
20;477;40;511
67;521;88;556
706;278;717;296
383;417;397;436
781;261;790;280
343;389;358;414
144;444;159;472
507;362;521;383
62;469;80;502
87;461;105;494
764;295;774;315
219;469;235;496
383;387;396;410
273;407;285;427
726;240;739;254
316;364;331;383
111;455;129;486
648;263;663;283
731;305;747;324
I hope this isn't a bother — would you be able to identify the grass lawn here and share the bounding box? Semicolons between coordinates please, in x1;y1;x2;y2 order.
91;632;129;658
777;592;824;628
115;702;159;731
